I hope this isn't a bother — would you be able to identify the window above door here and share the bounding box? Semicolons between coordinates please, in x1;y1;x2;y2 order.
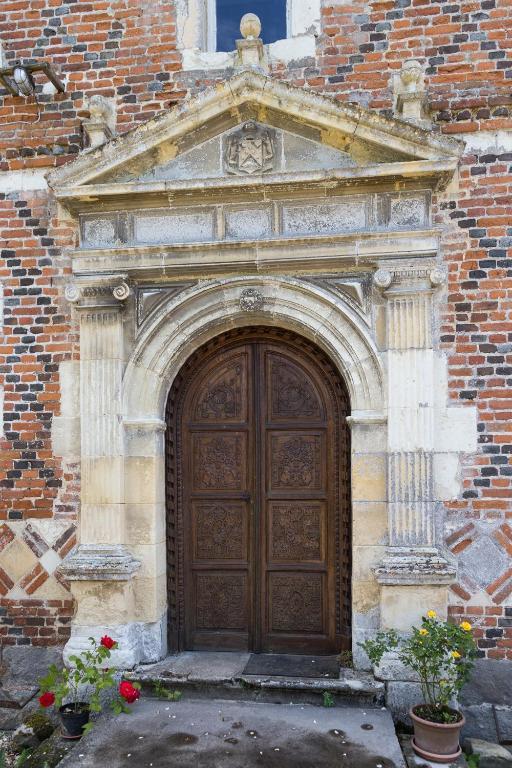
176;0;320;70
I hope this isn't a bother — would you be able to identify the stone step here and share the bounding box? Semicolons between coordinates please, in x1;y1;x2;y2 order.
57;697;406;768
128;652;384;708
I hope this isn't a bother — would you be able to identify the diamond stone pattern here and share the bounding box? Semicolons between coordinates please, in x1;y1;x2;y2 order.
458;535;509;590
0;522;75;597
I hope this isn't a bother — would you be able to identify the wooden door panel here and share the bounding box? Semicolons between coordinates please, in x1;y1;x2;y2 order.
191;432;248;491
268;573;325;634
267;354;324;422
268;433;326;494
192;353;248;423
183;344;253;651
267;501;326;564
192;500;249;562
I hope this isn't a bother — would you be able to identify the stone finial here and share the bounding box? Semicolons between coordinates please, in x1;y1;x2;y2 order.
393;59;429;125
83;94;116;149
240;13;261;39
236;13;268;72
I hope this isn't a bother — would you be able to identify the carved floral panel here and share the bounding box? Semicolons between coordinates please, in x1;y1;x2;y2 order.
195;573;248;630
193;502;247;561
269;434;323;491
192;433;246;490
269;573;323;633
269;357;322;420
193;357;247;422
269;502;324;562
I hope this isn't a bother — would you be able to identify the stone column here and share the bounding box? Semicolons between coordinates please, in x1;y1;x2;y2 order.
59;276;141;667
374;264;455;629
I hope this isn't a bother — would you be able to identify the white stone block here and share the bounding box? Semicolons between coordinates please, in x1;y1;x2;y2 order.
435;406;477;453
433;452;460;500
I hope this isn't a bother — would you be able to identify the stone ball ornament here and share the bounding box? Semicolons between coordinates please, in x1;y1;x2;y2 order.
429;267;446;287
240;13;262;39
373;269;393;289
64;284;81;303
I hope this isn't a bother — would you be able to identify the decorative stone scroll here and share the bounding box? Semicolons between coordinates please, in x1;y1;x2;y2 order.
64;277;132;308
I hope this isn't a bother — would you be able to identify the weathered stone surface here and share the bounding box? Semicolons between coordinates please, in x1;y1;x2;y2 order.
461;660;512;707
23;729;77;768
495;706;512;744
11;724;39;752
2;645;62;683
464;738;512;768
56;698;406;768
461;705;498;744
0;685;38;710
385;681;423;725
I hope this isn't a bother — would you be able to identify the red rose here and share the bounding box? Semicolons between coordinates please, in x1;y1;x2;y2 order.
100;635;115;649
39;692;55;708
119;681;140;704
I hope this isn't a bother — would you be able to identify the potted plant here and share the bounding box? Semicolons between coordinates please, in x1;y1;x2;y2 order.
38;635;141;739
360;611;477;764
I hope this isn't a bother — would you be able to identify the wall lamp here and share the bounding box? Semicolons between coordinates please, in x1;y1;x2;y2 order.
0;61;65;96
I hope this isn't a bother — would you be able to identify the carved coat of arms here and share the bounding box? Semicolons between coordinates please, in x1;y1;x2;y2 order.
224;121;275;176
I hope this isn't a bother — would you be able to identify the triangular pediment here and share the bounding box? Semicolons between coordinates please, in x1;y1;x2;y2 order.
48;70;463;195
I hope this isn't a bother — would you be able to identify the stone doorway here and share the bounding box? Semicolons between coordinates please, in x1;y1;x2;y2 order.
165;327;352;655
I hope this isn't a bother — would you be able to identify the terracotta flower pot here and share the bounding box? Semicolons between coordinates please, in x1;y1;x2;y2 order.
410;705;465;764
59;703;90;739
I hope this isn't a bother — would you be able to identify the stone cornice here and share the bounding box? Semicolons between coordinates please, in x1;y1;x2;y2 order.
47;70;463;193
71;229;440;279
51;158;459;212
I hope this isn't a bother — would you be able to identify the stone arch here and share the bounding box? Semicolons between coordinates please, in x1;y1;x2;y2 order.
123;276;384;423
121;275;386;662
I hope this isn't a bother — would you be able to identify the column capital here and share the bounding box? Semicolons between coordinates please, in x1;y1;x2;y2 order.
65;274;132;310
373;262;446;295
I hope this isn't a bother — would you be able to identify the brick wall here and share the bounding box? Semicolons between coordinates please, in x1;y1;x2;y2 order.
0;0;511;652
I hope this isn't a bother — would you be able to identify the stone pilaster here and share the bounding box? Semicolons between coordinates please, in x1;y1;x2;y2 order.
59;275;141;666
373;265;455;596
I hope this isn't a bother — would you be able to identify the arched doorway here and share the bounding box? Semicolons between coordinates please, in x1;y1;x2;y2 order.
165;327;351;655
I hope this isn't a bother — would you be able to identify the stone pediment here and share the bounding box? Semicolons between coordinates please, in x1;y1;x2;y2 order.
48;70;463;200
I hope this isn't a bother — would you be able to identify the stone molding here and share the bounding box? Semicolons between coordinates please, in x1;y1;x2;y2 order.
375;548;456;586
59;544;141;582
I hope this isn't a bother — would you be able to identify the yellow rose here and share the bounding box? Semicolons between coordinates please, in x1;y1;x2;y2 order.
419;628;428;636
427;610;437;619
460;621;472;632
451;651;461;659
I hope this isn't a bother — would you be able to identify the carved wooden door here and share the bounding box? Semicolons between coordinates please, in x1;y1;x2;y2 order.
168;330;351;654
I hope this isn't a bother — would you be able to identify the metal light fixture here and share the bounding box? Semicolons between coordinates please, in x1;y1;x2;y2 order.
13;66;35;96
0;61;64;96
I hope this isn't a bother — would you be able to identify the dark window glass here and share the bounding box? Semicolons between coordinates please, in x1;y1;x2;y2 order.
216;0;286;52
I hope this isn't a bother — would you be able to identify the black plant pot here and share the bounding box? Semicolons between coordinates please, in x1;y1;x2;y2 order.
59;703;90;739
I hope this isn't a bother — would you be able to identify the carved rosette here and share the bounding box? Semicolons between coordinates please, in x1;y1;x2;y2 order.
239;287;264;312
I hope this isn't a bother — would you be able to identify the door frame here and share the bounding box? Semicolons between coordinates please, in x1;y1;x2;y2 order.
165;326;352;654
